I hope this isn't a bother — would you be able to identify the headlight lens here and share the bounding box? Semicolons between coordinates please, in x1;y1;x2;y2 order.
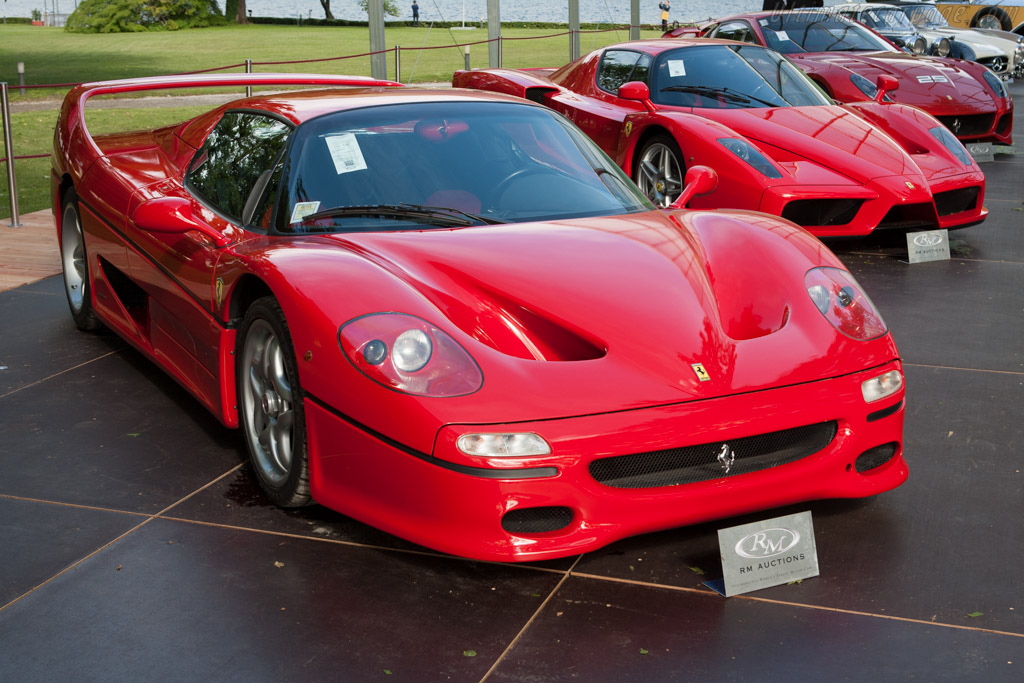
457;433;552;457
982;68;1008;98
339;313;483;396
805;267;888;341
933;37;951;57
850;72;878;98
912;37;927;55
717;138;782;178
929;125;973;166
861;370;904;403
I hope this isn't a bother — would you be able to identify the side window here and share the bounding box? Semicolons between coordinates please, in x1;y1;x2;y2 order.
713;21;756;44
630;54;654;86
597;50;642;93
186;111;291;223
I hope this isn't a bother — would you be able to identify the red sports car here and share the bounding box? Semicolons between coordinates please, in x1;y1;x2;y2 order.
53;74;907;562
453;39;986;237
667;11;1014;147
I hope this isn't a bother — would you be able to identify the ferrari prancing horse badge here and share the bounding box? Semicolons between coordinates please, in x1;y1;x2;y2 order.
691;363;710;381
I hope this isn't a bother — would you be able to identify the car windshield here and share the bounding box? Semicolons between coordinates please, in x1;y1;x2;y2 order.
651;44;832;108
854;8;917;31
759;14;897;54
273;101;651;233
904;5;950;29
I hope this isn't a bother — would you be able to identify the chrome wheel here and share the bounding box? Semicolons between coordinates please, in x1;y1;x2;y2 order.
60;201;86;315
241;319;295;488
636;139;684;208
976;15;1003;31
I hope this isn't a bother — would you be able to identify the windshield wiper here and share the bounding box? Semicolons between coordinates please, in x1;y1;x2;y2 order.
302;203;507;227
661;84;778;108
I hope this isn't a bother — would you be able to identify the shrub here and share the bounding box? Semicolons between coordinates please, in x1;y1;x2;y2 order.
65;0;224;33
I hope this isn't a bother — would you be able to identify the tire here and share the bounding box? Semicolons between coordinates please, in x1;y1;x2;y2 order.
634;135;686;208
237;296;311;507
973;8;1012;32
59;189;102;331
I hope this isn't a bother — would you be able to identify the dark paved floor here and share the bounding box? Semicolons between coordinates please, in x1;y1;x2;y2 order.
2;83;1022;681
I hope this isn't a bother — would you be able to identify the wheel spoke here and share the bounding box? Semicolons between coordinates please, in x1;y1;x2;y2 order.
639;159;658;185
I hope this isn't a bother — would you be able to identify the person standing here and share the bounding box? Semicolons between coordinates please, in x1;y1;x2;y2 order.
658;1;671;31
412;1;419;26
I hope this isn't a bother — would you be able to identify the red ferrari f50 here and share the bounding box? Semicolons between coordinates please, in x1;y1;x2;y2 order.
52;74;907;561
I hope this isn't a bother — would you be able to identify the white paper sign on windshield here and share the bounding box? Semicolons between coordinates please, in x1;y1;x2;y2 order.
325;133;368;175
289;201;321;224
667;60;686;78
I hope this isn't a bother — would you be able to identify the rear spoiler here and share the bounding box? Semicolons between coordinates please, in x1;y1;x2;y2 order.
59;73;403;165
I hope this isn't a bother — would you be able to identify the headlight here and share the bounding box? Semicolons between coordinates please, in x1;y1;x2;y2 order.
929;125;973;166
982;68;1008;98
850;72;878;98
457;433;552;457
716;138;782;179
805;267;888;341
861;370;903;403
912;37;927;55
932;37;951;57
339;313;483;396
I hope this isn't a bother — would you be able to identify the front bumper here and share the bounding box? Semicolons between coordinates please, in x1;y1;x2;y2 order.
307;361;907;562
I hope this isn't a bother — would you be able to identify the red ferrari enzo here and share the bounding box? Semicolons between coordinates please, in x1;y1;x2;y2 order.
667;11;1013;147
453;39;987;237
53;74;907;562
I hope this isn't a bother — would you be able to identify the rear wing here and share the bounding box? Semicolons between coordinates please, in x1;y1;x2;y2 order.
56;73;403;174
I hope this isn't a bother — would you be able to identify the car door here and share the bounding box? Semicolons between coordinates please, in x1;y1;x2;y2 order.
549;50;653;156
125;111;292;408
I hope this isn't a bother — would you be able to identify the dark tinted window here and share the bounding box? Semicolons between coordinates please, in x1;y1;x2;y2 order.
713;21;756;43
187;111;291;222
597;50;652;93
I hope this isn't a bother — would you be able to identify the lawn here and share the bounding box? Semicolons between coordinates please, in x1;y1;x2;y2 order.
2;22;660;218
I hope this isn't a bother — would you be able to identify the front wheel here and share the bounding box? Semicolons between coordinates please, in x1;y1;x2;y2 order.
237;296;311;507
973;8;1012;31
634;136;685;208
59;189;102;331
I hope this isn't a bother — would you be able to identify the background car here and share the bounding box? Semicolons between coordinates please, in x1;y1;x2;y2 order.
935;0;1024;33
870;1;1024;78
52;73;908;562
453;39;987;237
669;11;1014;148
826;3;936;55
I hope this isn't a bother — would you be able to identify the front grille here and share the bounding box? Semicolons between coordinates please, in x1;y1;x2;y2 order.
877;203;936;231
936;113;995;138
589;421;838;489
855;443;899;473
997;113;1012;137
934;187;979;216
781;198;863;227
978;57;1008;74
501;506;573;533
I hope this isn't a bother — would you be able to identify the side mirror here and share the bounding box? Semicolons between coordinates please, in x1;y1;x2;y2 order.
874;75;899;102
618;81;656;113
133;196;230;247
669;165;719;209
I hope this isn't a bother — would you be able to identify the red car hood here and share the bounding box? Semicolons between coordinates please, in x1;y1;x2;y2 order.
697;105;920;182
792;52;995;114
311;210;898;419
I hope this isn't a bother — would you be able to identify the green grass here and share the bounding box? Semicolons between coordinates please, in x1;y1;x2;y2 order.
1;22;661;218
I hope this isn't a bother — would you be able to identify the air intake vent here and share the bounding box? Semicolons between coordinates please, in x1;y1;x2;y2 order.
501;506;573;534
855;443;899;473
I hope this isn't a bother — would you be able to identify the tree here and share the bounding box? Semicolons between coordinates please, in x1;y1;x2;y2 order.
320;0;334;21
225;0;247;24
358;0;399;18
66;0;224;32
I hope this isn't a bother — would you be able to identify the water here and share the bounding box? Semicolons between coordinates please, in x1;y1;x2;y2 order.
1;1;842;26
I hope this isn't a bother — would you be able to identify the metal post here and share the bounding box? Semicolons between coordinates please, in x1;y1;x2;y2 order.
630;0;640;40
368;0;387;80
2;82;23;228
569;0;580;62
17;62;25;96
245;59;252;97
395;46;401;84
487;0;500;68
464;45;471;71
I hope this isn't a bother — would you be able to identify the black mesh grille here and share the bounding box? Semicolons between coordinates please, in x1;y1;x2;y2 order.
781;198;863;227
936;113;995;138
589;421;838;489
501;507;573;534
877;203;936;231
997;113;1012;137
855;443;899;473
934;187;979;216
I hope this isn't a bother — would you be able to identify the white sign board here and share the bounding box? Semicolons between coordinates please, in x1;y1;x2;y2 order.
907;229;950;264
715;511;819;597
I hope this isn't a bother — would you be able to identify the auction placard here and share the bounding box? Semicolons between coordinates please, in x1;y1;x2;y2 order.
716;511;819;597
907;229;950;264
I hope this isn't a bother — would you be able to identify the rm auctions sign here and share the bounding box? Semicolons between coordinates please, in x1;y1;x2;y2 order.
716;511;819;597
